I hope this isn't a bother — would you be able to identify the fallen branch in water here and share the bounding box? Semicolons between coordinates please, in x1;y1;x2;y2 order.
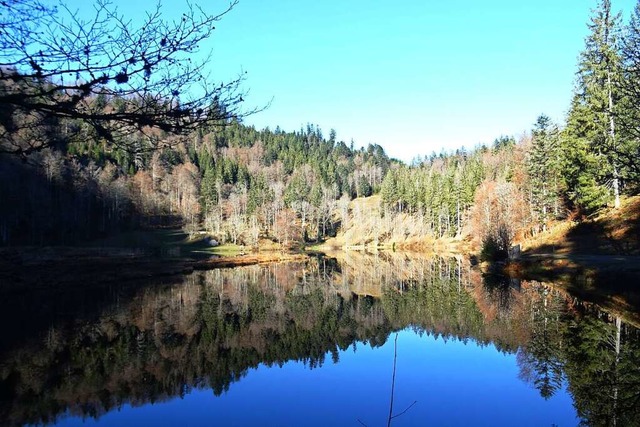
357;332;418;427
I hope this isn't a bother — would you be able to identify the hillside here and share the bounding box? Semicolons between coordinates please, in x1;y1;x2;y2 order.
317;195;466;253
522;196;640;256
318;194;640;259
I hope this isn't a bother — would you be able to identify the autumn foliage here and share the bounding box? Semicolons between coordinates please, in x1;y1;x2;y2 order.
469;180;530;259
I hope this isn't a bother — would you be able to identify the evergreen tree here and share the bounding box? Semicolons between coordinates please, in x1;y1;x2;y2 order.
618;1;640;184
563;96;609;213
564;0;624;212
527;115;562;230
200;167;218;213
380;169;399;211
357;176;373;198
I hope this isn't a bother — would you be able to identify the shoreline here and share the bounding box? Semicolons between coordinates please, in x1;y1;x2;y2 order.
3;245;640;308
484;254;640;325
0;247;311;294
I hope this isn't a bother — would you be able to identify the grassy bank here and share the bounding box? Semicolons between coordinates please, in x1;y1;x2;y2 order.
509;195;640;282
0;230;308;294
522;195;640;256
85;229;247;258
480;197;640;318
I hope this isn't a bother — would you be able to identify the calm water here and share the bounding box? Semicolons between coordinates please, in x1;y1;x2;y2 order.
1;253;639;426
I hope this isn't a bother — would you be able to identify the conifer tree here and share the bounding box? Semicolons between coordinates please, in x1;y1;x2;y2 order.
527;115;561;230
619;1;640;183
380;169;399;211
563;96;610;213
564;0;624;211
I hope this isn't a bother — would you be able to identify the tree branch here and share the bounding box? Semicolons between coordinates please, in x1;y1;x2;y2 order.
0;0;259;156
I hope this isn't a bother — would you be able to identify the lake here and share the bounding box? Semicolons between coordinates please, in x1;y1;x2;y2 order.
1;252;639;426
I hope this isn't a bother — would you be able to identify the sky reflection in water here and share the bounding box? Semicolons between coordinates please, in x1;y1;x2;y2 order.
56;329;577;427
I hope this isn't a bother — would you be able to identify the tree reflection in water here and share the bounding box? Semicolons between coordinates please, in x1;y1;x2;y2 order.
0;252;638;426
481;269;640;426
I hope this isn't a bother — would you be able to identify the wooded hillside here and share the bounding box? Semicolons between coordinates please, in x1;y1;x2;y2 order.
1;0;639;254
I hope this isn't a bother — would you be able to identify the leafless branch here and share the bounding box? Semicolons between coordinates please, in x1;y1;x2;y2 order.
389;400;418;421
387;333;418;426
387;333;399;427
0;0;259;156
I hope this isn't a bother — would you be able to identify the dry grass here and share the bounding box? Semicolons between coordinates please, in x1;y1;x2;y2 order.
322;194;640;256
523;195;640;256
324;195;467;252
520;221;576;254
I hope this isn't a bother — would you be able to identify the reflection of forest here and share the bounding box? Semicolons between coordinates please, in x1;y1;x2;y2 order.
0;255;639;426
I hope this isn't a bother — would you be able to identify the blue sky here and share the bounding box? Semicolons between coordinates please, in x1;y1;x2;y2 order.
65;0;637;161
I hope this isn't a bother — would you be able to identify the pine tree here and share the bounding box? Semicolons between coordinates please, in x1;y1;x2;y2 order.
356;176;373;198
380;169;399;211
564;0;624;212
618;1;640;183
200;168;218;213
527;115;561;230
563;96;610;213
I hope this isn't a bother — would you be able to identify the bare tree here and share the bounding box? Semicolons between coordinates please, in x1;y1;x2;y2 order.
0;0;254;156
470;179;530;259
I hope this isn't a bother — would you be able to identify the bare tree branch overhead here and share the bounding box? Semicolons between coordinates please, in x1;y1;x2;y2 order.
0;0;255;156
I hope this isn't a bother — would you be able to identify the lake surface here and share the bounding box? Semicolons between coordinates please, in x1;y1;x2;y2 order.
1;252;639;426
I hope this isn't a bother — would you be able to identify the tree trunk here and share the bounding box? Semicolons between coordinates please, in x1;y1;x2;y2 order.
613;315;621;427
608;70;621;209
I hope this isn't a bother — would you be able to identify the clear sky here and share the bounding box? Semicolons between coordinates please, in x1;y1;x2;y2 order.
65;0;637;162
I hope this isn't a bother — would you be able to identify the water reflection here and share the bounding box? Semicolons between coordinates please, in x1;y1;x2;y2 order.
481;270;640;426
0;253;639;426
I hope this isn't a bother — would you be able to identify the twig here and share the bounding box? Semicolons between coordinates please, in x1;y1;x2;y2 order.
390;400;418;421
387;333;418;425
387;333;399;427
357;332;417;426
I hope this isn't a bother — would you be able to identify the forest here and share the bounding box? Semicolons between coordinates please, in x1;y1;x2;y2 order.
3;2;640;426
1;0;640;257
